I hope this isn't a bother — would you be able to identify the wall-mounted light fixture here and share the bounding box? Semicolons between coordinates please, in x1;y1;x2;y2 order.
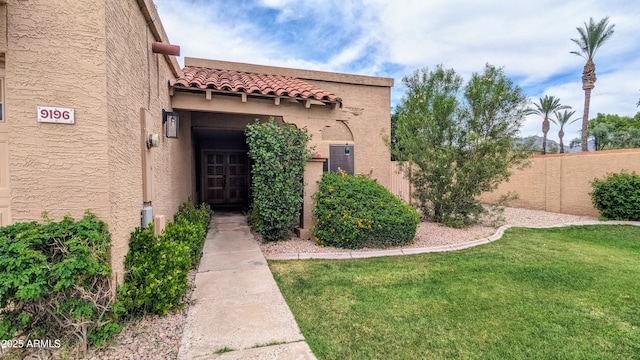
344;144;351;156
163;109;179;139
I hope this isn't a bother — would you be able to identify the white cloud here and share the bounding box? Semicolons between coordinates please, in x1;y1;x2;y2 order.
154;0;640;141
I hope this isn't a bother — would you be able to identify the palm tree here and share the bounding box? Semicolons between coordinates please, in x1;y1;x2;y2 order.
571;17;615;152
551;110;579;153
530;95;570;154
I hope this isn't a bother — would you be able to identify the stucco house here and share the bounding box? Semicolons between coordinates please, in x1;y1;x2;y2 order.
0;0;394;281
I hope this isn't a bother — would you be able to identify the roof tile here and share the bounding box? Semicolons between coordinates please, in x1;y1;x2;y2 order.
174;67;342;105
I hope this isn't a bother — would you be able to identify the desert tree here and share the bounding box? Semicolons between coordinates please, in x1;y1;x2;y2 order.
390;64;530;227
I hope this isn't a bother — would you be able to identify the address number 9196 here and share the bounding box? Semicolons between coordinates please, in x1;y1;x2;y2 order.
37;106;75;124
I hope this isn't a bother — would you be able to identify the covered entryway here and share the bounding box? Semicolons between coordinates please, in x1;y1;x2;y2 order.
190;113;282;209
170;58;350;235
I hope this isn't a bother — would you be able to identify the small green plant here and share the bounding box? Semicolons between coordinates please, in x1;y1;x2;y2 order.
174;201;213;233
590;171;640;220
116;224;191;317
214;346;236;354
246;118;313;241
0;211;120;355
116;202;212;317
173;202;213;267
251;340;287;348
312;171;420;249
246;203;261;231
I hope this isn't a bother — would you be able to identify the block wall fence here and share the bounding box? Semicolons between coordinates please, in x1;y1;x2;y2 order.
390;148;640;217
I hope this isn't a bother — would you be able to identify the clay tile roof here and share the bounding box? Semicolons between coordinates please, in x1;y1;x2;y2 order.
174;66;342;105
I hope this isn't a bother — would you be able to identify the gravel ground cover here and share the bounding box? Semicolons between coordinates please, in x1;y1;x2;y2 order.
33;207;595;359
83;269;197;360
259;207;597;256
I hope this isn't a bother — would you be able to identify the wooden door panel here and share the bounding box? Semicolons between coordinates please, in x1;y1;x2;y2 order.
202;151;248;205
203;152;225;204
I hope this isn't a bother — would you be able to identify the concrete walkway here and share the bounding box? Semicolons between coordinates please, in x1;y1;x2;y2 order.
178;213;316;360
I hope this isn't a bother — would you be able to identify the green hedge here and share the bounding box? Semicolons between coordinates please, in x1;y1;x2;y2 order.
591;171;640;221
0;203;213;356
173;202;213;267
0;211;120;352
116;202;212;317
245;118;312;241
312;172;420;249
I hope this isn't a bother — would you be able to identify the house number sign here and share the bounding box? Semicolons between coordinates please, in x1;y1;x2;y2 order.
37;106;75;124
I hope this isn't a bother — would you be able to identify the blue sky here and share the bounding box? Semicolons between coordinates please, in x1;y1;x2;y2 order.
154;0;640;144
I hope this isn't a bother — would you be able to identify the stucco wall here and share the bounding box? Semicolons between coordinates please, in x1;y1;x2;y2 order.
308;79;392;187
480;149;640;216
3;0;188;283
105;0;149;280
0;5;7;54
6;0;110;221
105;0;191;280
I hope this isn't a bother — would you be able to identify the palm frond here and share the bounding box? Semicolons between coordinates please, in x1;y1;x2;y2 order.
529;95;571;118
570;17;615;60
551;110;579;128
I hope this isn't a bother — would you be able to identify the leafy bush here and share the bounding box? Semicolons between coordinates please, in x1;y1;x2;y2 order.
0;211;120;353
117;202;212;317
390;64;530;227
174;201;213;233
590;171;640;221
116;224;191;317
246;118;312;241
247;203;261;231
173;202;213;267
312;172;420;249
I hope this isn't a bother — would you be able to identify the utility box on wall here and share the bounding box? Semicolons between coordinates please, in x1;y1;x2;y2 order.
141;206;153;229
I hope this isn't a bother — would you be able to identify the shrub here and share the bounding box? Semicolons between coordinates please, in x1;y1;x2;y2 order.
246;118;312;241
247;203;261;231
116;224;191;317
174;201;213;233
312;172;420;249
173;202;213;267
0;211;120;354
117;202;212;317
590;171;640;221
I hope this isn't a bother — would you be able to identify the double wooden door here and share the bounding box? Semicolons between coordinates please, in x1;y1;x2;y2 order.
202;151;249;205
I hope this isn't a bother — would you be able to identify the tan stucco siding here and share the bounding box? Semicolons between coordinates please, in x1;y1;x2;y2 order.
106;0;150;280
307;80;392;188
6;0;110;222
0;5;7;54
3;0;189;282
106;0;191;280
152;102;193;225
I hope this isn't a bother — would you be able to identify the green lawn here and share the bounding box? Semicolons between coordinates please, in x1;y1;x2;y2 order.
269;225;640;360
